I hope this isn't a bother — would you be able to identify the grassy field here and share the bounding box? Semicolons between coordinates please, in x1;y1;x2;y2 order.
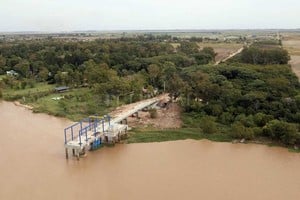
197;42;243;62
3;83;53;99
2;82;116;121
171;41;244;63
32;87;117;121
282;34;300;56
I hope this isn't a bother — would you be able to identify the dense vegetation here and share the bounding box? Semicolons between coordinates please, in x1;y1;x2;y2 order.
234;41;290;65
0;36;299;147
180;64;299;145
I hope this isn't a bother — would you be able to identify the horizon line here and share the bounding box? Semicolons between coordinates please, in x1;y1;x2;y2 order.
1;28;300;35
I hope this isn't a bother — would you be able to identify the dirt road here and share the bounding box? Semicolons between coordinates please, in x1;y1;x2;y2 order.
215;47;244;65
214;46;244;65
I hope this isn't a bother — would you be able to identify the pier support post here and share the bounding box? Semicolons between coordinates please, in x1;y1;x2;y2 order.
76;150;80;161
65;148;69;159
135;112;139;118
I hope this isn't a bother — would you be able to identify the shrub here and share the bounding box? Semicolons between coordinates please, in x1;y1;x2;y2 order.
235;114;255;127
252;127;263;137
200;116;217;134
149;108;158;118
20;81;27;89
263;120;298;145
218;112;235;125
253;113;273;127
231;121;255;139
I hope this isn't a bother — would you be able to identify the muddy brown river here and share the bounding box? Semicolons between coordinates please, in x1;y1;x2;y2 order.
0;101;299;200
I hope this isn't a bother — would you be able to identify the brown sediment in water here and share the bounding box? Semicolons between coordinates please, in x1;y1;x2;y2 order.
0;101;299;200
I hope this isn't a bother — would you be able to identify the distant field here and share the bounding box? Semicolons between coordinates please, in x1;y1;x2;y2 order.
171;42;244;63
289;56;300;78
282;40;300;56
197;42;244;62
282;33;300;79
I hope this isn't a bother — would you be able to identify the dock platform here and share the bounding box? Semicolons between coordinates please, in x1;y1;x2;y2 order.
64;96;164;159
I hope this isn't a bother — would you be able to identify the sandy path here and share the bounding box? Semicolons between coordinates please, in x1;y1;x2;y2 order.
214;47;244;65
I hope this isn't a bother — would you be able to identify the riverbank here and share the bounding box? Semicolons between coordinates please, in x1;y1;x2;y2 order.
127;128;231;143
1;83;119;121
126;127;300;153
2;98;299;152
13;101;33;110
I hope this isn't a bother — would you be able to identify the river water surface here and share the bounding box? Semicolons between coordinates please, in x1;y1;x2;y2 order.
0;101;299;200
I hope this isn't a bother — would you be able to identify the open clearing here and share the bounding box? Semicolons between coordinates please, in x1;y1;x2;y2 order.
171;42;244;63
197;42;244;63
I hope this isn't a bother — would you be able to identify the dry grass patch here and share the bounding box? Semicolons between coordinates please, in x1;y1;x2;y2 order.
197;42;243;62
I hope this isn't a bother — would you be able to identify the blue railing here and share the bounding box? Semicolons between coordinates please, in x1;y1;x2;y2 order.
64;115;111;145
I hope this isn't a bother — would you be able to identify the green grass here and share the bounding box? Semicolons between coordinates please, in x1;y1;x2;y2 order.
1;82;116;121
31;87;114;121
3;82;53;100
288;148;300;153
125;127;299;153
0;75;5;81
126;128;232;144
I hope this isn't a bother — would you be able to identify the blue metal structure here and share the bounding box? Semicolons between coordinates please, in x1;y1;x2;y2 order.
64;115;111;145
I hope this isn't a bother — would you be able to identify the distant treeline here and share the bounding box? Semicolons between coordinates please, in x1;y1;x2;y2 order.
0;38;216;82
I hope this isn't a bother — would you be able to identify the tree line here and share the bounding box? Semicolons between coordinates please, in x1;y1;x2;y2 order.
0;37;299;146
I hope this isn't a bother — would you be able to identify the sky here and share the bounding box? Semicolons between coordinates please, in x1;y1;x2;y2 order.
0;0;299;32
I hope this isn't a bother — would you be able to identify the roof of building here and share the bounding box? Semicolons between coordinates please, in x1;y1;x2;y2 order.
54;86;69;91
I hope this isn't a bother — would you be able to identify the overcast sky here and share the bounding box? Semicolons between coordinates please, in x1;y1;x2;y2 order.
0;0;299;32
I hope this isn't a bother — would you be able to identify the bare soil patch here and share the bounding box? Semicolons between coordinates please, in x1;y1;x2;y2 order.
108;93;182;129
127;103;182;129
